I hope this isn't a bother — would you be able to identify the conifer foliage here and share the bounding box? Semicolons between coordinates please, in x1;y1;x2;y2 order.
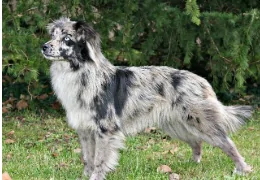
2;0;260;109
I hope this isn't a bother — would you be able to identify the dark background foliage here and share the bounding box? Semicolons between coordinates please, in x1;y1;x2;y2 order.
2;0;260;112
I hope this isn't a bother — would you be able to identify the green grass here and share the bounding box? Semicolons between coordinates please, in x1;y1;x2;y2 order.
2;111;260;180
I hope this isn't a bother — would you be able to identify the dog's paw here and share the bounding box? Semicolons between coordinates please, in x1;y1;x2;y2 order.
233;164;253;175
192;155;201;163
89;173;105;180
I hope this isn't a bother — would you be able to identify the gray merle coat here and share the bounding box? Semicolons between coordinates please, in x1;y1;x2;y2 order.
42;17;253;180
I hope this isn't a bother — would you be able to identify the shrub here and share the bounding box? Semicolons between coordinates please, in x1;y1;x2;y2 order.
3;0;260;109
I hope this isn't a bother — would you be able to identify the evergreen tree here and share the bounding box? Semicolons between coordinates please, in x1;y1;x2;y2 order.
3;0;260;109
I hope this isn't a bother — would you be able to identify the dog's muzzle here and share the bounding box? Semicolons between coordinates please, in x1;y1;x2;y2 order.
41;43;67;61
42;43;50;53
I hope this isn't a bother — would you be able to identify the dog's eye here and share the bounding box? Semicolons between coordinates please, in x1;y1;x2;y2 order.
64;36;70;41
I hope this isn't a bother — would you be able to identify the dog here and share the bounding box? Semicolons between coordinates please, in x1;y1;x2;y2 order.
42;17;253;179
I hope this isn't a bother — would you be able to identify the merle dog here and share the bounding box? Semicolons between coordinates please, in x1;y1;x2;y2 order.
42;17;253;179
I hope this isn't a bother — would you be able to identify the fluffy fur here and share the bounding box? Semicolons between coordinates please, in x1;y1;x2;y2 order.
42;17;253;179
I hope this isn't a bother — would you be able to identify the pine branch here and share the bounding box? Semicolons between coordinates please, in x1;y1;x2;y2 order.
205;27;232;63
185;0;201;25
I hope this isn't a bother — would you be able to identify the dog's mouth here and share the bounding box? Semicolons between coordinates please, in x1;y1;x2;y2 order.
42;51;67;61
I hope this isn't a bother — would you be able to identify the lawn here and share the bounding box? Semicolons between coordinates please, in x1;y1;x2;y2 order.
2;110;260;180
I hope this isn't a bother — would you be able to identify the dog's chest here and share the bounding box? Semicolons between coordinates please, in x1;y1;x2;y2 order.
50;62;99;129
50;62;92;110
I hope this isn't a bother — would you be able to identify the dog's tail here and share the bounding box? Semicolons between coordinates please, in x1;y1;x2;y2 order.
197;98;253;134
222;105;253;133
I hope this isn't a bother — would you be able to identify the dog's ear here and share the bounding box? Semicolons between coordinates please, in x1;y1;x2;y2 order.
74;21;101;50
73;21;101;63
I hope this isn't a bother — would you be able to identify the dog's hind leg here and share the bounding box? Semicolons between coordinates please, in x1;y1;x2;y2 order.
205;135;252;174
90;129;125;180
187;140;202;163
78;129;96;177
161;122;203;163
188;98;252;174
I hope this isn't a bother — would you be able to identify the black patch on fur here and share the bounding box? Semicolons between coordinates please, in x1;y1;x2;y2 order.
182;106;187;112
148;106;153;113
113;124;120;132
91;68;134;121
58;39;92;71
65;43;94;71
113;69;134;116
132;109;141;118
171;71;183;90
196;117;200;123
100;126;108;134
73;21;98;44
57;22;96;71
60;49;69;59
187;114;193;120
64;38;75;47
176;95;183;104
213;124;226;137
171;95;183;108
91;95;109;120
77;89;86;108
70;59;80;71
74;21;86;31
76;39;94;62
156;83;165;96
81;72;88;86
81;47;91;61
98;123;119;135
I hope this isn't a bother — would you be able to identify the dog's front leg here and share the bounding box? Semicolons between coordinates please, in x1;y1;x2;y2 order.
77;129;96;177
89;128;125;180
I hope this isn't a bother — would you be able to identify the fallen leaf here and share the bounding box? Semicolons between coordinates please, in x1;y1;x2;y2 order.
64;134;70;140
157;165;172;173
148;139;155;145
7;130;15;136
37;94;48;100
161;150;170;155
16;100;28;110
2;172;12;180
248;127;254;131
51;101;61;110
45;132;52;138
15;116;26;123
169;173;180;180
144;127;157;133
3;75;12;83
52;152;59;158
74;148;81;153
5;139;15;144
6;104;13;109
2;107;8;114
6;153;13;160
3;97;17;105
170;146;178;155
58;162;68;168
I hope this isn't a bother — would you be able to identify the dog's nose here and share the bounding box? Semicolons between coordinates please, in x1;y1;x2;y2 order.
42;44;49;52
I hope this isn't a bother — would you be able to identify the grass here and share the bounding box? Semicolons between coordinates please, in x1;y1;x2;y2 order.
2;110;260;180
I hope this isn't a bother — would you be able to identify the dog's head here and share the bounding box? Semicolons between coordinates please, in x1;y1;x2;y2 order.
42;17;101;69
